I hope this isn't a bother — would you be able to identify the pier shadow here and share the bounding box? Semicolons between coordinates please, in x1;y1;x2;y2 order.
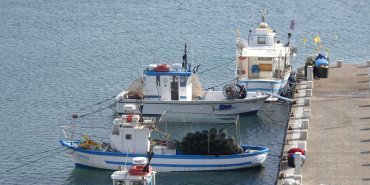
360;151;370;154
359;105;370;107
360;139;370;142
362;164;370;167
356;74;369;76
357;80;369;83
358;88;370;91
359;117;370;120
362;178;370;181
356;65;370;68
360;128;370;131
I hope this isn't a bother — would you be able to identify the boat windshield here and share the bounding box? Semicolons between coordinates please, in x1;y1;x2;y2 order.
130;180;145;185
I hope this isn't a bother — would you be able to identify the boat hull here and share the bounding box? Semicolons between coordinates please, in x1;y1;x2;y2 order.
113;95;268;115
61;140;268;172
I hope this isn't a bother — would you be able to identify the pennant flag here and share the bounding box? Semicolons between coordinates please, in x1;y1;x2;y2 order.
313;36;321;44
290;20;295;30
303;37;307;44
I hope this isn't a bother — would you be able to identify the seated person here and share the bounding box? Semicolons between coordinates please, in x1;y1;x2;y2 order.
236;84;246;99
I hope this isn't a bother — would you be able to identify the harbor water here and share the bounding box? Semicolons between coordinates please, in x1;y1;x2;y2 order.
0;0;369;184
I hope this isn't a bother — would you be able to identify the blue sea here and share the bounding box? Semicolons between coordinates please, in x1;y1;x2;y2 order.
0;0;369;184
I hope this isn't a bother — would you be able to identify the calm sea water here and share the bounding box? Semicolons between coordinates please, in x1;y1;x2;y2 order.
0;0;369;184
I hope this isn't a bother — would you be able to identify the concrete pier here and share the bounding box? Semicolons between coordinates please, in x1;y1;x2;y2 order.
277;63;370;185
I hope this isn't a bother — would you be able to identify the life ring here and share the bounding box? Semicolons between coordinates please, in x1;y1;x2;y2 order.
154;64;170;72
126;114;133;122
238;56;247;60
128;165;151;176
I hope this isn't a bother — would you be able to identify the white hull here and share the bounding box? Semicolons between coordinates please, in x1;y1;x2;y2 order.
113;95;268;115
61;140;268;172
240;77;290;101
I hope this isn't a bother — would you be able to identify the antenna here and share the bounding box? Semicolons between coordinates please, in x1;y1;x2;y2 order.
259;9;268;22
182;43;188;71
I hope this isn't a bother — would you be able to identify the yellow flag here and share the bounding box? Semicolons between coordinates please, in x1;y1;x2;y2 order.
313;36;321;44
303;37;307;44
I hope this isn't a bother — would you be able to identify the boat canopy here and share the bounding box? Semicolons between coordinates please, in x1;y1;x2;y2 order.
241;49;287;57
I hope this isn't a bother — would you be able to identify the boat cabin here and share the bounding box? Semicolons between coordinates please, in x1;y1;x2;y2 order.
111;157;156;185
143;63;193;101
236;21;295;81
111;104;151;154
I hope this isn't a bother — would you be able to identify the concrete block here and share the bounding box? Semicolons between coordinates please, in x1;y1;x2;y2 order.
337;60;343;68
307;66;313;81
306;81;313;89
293;176;302;184
300;130;308;140
301;119;309;129
303;98;311;106
305;89;312;97
303;109;311;119
298;142;306;151
283;178;300;185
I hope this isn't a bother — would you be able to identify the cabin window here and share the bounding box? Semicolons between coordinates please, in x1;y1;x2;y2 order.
112;125;119;135
258;57;272;61
114;180;126;185
257;37;266;44
125;134;132;140
156;75;160;86
180;76;187;87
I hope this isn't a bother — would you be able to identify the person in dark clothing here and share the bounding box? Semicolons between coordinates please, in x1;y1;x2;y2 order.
236;84;246;99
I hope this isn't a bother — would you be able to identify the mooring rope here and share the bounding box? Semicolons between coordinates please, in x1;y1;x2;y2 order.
78;106;110;118
79;95;116;111
15;147;65;160
198;60;234;75
6;148;68;172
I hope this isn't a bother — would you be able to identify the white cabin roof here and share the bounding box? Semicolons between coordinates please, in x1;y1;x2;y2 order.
241;48;288;57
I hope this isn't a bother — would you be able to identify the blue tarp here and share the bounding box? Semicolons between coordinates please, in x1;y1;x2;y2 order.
315;53;329;67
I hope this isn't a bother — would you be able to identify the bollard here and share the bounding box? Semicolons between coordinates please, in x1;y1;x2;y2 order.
294;152;303;175
367;60;370;67
306;81;313;89
303;109;311;119
303;98;311;106
305;89;312;97
307;66;314;81
301;119;309;129
337;60;343;68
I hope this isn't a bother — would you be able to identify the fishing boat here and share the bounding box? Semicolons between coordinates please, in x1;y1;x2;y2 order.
235;11;297;101
111;44;269;115
61;105;269;172
111;157;156;185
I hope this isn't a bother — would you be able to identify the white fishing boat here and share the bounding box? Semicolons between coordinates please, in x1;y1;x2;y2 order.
61;105;269;172
111;157;156;185
112;44;269;115
235;11;297;101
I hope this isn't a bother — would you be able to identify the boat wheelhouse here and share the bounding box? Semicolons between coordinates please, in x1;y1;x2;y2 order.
235;12;297;101
112;45;269;115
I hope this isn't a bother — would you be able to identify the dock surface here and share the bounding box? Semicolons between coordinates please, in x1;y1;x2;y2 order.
304;64;370;184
